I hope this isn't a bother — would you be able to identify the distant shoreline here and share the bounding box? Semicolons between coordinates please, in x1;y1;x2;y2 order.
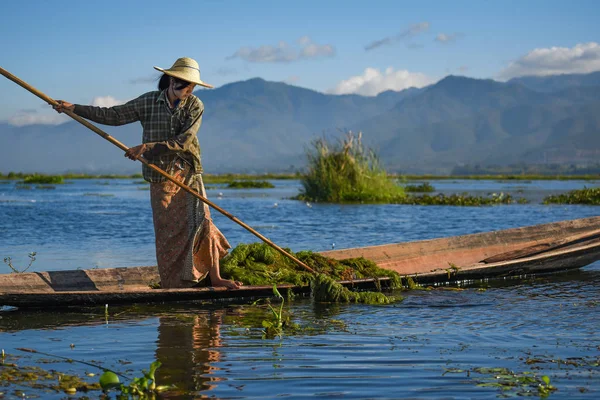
1;172;599;182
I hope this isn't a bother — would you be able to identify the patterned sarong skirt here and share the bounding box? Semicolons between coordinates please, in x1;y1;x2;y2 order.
149;164;230;288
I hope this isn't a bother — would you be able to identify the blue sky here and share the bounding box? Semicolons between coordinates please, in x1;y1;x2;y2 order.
1;0;599;125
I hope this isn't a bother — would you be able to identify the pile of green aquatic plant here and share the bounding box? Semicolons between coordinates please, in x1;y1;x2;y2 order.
311;273;394;304
296;131;405;203
404;182;435;192
220;242;402;304
543;186;600;205
227;180;275;189
21;174;64;184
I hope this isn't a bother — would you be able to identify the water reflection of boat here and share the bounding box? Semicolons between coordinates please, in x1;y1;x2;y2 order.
1;217;600;308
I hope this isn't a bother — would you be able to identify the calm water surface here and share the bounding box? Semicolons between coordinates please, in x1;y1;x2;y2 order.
0;179;599;399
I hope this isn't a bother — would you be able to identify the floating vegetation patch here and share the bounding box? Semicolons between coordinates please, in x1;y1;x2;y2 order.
443;367;557;397
83;193;115;197
132;180;149;185
21;174;64;184
0;352;101;397
3;348;173;399
221;242;402;304
296;131;405;203
15;184;33;190
0;363;101;396
397;192;524;206
203;173;299;184
524;355;600;368
543;187;600;205
227;180;275;189
225;303;349;340
404;182;435;192
14;185;33;190
35;185;56;190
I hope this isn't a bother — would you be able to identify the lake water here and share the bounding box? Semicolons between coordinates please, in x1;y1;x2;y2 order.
0;179;599;399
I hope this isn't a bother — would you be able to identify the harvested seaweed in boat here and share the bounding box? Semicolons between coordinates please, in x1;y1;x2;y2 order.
220;242;402;304
311;273;396;304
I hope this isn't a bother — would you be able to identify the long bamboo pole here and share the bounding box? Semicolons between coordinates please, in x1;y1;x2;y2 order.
0;66;315;275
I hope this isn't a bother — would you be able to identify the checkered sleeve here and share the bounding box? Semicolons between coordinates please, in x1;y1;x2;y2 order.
73;96;142;126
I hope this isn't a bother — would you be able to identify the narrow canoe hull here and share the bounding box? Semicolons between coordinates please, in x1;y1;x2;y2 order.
2;217;600;308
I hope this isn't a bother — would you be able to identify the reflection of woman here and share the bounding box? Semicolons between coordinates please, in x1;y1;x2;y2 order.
53;58;241;289
155;311;224;395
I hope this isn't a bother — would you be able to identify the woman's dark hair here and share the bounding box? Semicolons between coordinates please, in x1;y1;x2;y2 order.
158;74;192;91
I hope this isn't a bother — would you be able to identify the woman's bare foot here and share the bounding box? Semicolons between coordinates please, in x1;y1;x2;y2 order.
211;277;243;289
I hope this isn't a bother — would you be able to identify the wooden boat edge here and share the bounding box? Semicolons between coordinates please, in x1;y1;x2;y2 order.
2;217;600;308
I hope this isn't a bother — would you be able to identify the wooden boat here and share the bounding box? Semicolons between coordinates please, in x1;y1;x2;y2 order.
2;216;600;308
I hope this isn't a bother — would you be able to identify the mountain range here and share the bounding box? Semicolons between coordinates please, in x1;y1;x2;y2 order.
1;71;599;174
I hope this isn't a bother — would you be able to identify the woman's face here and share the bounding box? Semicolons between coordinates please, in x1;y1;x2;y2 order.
170;79;196;100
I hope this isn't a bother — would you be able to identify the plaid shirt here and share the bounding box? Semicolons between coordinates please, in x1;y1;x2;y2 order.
74;90;204;182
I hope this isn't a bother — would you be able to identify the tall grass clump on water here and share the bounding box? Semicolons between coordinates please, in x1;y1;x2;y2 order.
22;174;64;184
297;131;404;203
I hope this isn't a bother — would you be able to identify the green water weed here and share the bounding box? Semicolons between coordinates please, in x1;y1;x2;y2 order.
543;186;600;205
254;285;288;339
99;360;171;398
227;180;275;189
404;182;435;192
21;174;64;184
445;366;558;397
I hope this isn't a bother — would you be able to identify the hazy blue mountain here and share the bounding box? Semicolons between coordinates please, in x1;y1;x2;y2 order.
1;72;599;175
508;71;600;93
355;76;600;172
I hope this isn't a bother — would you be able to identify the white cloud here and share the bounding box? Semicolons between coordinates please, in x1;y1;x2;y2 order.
228;37;335;63
435;32;464;44
328;67;436;96
365;22;430;51
498;42;600;80
7;96;127;126
298;36;311;46
8;110;69;127
301;43;335;58
91;96;126;107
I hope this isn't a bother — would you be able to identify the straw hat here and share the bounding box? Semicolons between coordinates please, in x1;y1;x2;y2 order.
154;57;213;88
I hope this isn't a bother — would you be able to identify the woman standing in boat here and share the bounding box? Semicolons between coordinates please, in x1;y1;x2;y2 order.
53;57;241;290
